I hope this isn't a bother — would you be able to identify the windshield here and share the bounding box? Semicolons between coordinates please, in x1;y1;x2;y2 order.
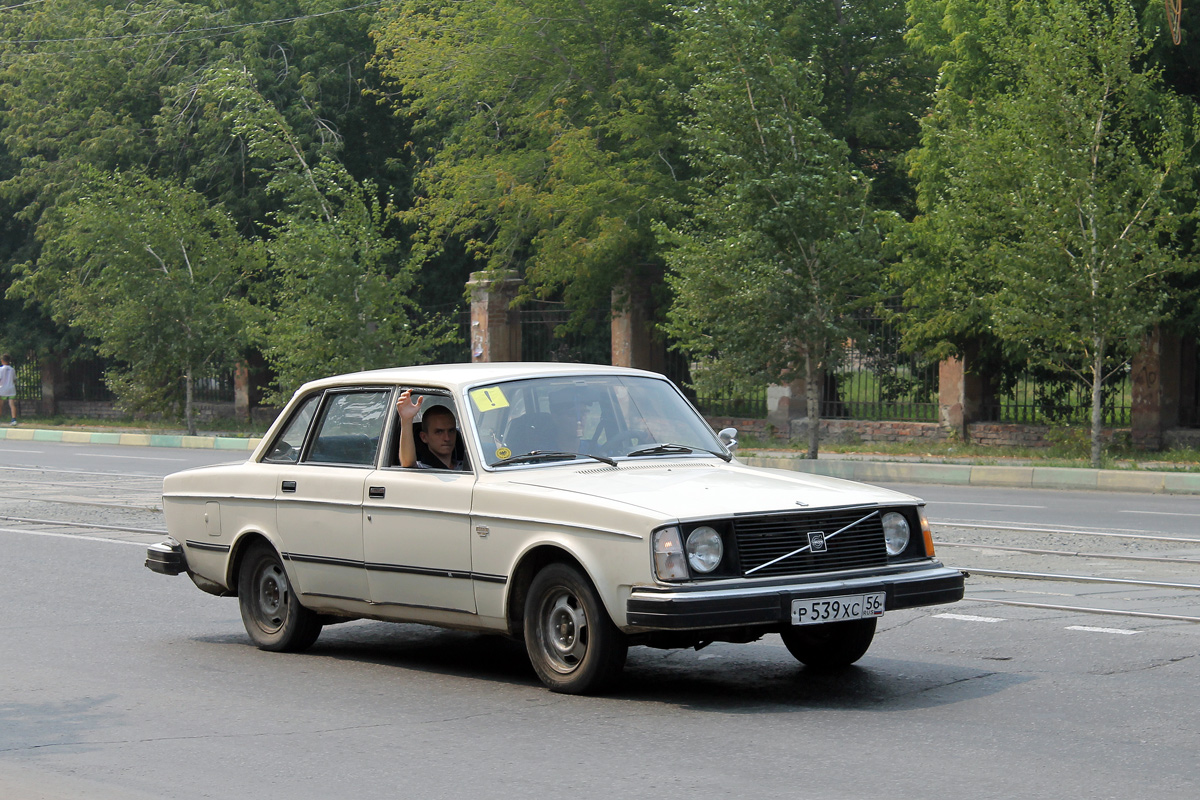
466;375;726;467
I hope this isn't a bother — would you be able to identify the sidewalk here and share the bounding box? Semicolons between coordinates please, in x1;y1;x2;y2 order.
3;425;1198;494
0;425;260;451
741;451;1200;495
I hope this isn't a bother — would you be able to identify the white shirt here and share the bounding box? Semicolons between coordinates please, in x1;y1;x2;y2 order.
0;364;15;397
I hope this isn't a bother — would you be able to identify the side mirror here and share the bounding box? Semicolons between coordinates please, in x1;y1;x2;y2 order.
717;427;738;452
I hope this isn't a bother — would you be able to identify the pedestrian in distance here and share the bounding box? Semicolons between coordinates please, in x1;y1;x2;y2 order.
0;353;17;426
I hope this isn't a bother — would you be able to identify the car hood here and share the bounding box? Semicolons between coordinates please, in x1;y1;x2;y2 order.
502;459;919;520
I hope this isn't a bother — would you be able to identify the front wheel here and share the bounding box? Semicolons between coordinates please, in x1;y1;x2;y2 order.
238;542;322;652
523;563;627;694
780;618;877;668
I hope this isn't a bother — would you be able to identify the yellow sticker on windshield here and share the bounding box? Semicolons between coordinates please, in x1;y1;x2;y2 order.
470;386;510;412
495;447;512;460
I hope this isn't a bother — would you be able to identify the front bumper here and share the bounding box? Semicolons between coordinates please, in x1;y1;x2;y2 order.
626;563;965;630
145;540;188;576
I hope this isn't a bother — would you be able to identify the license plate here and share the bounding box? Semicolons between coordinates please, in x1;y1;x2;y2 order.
791;593;885;626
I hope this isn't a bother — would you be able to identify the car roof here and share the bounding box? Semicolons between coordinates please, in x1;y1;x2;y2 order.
294;362;665;396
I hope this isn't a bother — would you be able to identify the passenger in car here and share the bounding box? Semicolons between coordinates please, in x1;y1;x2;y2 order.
396;388;465;470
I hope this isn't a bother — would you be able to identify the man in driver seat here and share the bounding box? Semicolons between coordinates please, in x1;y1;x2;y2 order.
396;389;465;470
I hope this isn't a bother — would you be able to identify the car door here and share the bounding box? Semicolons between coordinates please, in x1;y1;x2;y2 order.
273;388;391;603
363;393;476;613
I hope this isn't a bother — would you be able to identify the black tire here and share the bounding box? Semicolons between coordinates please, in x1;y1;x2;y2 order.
237;542;322;652
780;618;877;668
523;563;627;694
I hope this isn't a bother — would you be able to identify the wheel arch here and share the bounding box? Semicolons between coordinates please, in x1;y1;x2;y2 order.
505;544;600;639
226;531;278;596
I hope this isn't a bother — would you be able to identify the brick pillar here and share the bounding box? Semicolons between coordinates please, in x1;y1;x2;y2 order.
939;354;984;440
610;279;664;371
1131;327;1181;450
234;362;251;421
468;270;522;362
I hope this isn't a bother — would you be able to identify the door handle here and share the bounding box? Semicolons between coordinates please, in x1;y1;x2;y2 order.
368;486;385;499
281;480;297;493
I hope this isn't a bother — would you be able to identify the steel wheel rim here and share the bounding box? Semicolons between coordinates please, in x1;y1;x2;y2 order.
252;561;287;634
540;588;588;674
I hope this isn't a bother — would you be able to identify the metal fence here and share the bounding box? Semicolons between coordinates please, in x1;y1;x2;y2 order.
985;368;1132;427
823;316;939;422
7;357;41;401
520;302;611;364
192;372;235;404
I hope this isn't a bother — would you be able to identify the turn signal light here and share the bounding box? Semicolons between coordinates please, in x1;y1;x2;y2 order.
918;507;936;557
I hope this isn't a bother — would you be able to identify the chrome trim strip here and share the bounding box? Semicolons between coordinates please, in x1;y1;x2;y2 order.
363;599;481;613
282;552;507;584
283;552;361;567
184;540;231;553
365;562;472;580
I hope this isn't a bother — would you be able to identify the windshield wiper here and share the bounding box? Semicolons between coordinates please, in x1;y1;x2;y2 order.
626;443;733;462
493;450;617;467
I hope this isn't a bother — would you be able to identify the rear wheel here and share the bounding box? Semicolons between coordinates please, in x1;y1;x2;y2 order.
238;542;322;652
523;563;627;694
780;618;876;668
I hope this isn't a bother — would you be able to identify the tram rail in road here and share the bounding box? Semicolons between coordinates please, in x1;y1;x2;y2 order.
932;519;1200;625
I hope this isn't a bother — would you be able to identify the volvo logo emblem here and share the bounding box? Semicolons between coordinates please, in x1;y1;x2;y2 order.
808;531;827;552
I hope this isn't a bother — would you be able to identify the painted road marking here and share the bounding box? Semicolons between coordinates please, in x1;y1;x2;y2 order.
0;527;147;546
932;501;1045;509
1119;510;1200;519
79;453;187;461
936;613;1006;623
1066;625;1140;635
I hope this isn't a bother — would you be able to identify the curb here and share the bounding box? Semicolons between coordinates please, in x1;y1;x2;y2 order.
742;455;1200;495
0;426;261;451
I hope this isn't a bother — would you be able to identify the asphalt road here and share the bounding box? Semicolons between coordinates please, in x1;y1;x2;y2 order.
2;440;1199;799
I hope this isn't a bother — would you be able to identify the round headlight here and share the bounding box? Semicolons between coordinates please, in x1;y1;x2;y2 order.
882;512;911;556
685;526;724;573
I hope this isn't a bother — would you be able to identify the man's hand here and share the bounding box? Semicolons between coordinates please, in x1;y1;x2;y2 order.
397;388;424;422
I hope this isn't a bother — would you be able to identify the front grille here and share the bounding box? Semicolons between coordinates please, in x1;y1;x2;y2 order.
733;507;888;578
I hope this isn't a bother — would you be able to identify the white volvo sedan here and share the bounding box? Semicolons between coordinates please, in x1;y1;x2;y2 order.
147;363;964;693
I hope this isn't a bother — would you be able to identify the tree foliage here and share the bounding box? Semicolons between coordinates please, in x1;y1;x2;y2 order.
371;0;687;313
175;65;452;401
12;170;262;433
898;0;1199;464
661;0;881;457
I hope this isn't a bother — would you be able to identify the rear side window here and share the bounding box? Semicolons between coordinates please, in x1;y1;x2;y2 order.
306;390;391;466
262;393;321;464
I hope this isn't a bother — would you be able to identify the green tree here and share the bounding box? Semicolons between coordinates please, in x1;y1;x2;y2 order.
371;0;686;319
203;65;451;400
661;0;881;458
899;0;1198;465
779;0;937;216
12;170;262;433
